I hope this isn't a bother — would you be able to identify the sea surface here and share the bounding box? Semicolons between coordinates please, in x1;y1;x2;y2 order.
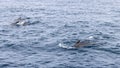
0;0;120;68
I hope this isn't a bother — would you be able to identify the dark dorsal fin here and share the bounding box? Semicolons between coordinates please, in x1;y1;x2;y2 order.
73;40;81;48
76;40;80;43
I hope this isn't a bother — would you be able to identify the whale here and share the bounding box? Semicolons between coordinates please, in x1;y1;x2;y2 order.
73;36;96;48
11;17;29;26
73;40;91;48
58;36;96;49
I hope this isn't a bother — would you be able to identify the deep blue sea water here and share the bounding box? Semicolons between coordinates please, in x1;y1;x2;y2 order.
0;0;120;68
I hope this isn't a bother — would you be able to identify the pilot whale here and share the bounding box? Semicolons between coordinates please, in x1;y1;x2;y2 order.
58;36;97;49
73;40;90;48
73;36;96;48
11;17;29;26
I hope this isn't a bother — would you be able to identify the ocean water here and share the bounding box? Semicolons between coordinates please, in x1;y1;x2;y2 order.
0;0;120;68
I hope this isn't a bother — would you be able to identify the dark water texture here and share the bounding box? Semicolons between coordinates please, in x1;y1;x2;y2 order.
0;0;120;68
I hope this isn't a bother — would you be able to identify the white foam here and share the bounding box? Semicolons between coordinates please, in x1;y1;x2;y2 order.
58;43;75;49
87;36;94;40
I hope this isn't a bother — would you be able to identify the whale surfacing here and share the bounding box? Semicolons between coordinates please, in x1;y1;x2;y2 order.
73;40;90;48
11;17;29;26
58;36;97;49
73;36;96;48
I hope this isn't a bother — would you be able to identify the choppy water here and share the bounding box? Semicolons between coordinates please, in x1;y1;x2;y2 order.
0;0;120;68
